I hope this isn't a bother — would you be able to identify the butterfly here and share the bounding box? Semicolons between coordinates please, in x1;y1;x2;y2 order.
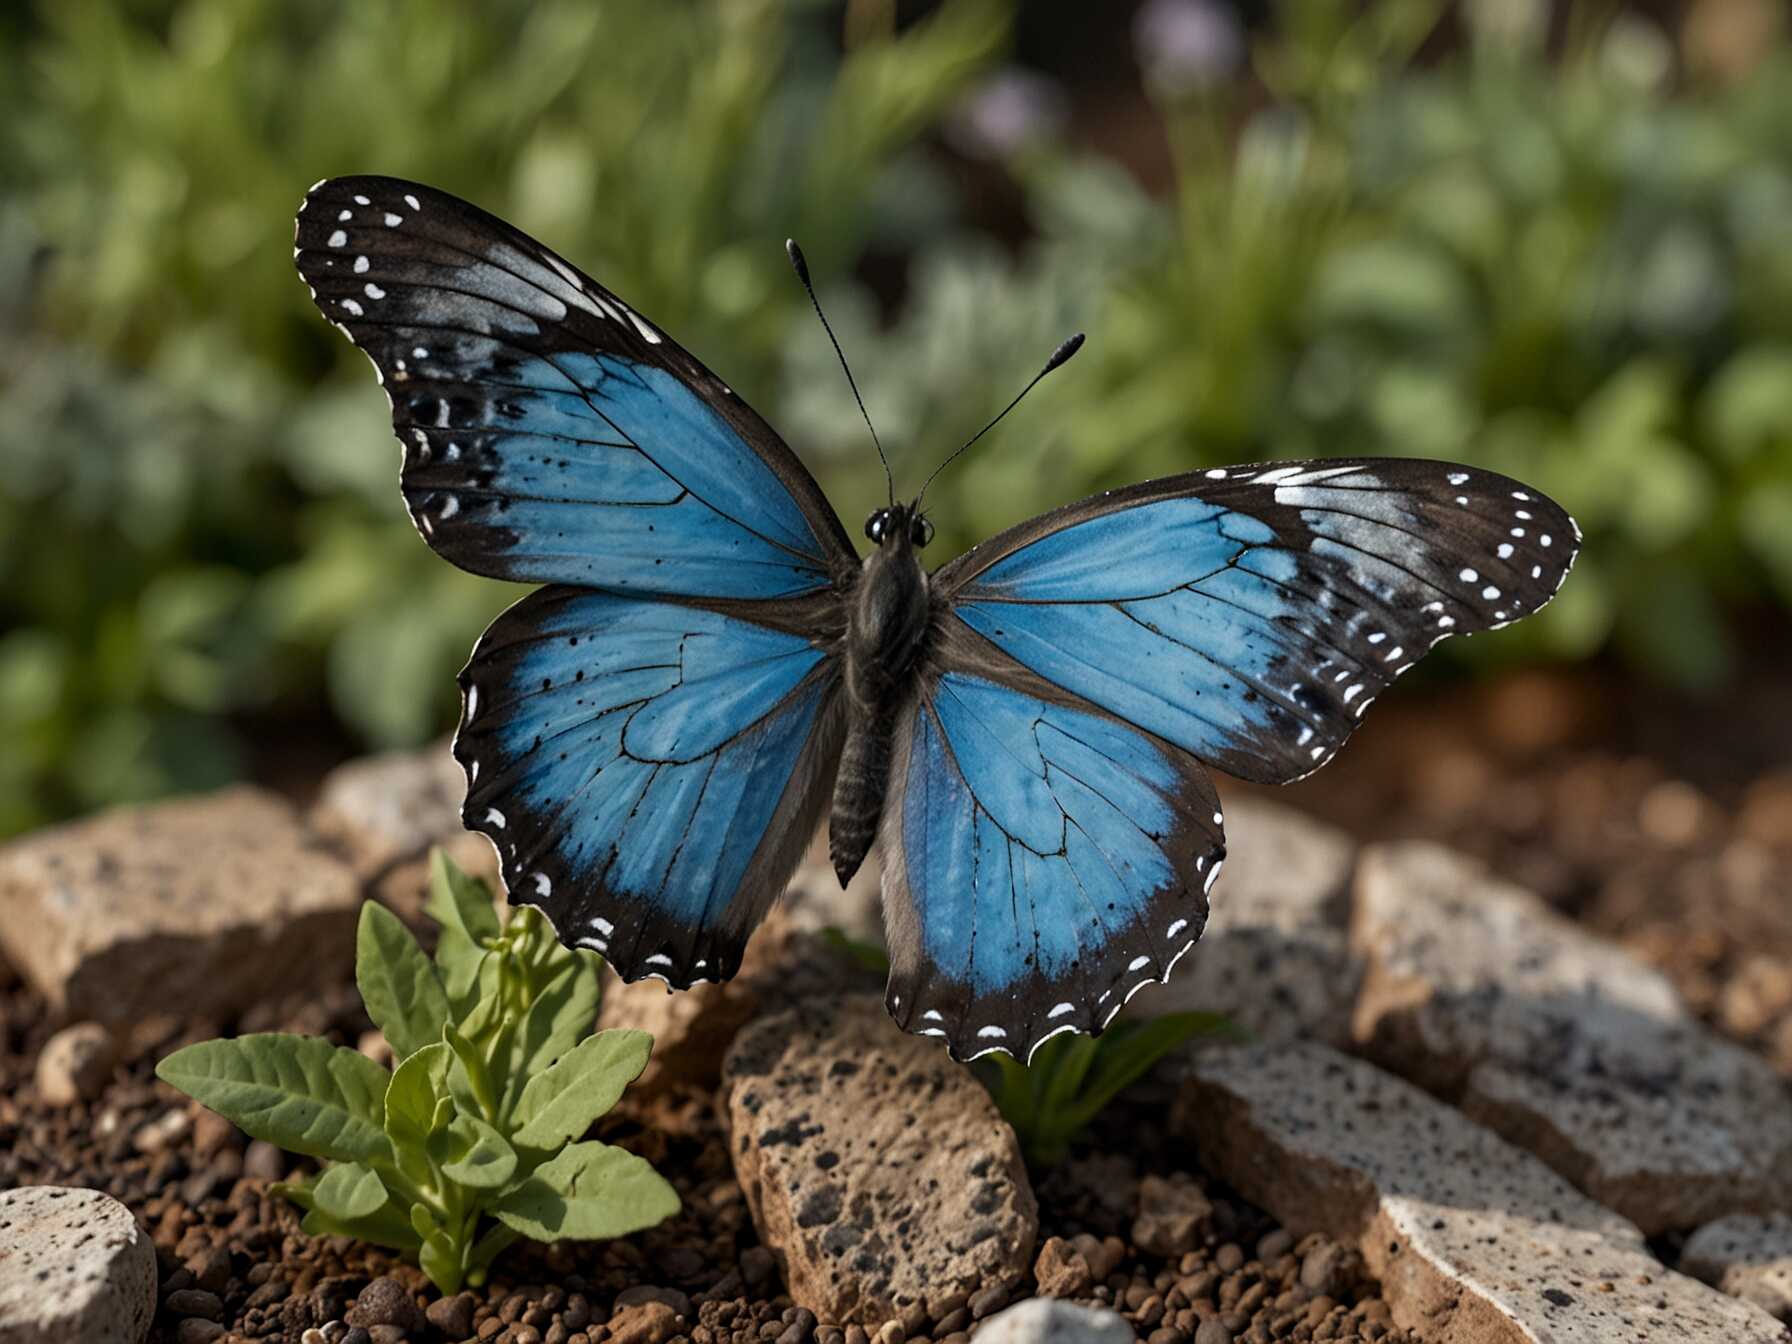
295;175;1579;1062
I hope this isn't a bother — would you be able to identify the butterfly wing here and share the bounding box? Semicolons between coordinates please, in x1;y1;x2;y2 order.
294;176;857;984
293;175;856;597
934;459;1580;783
456;586;844;986
879;619;1225;1062
883;458;1578;1057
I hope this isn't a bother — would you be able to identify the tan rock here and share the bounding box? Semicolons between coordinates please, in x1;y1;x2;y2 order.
0;787;361;1024
1352;841;1792;1233
973;1300;1133;1344
1175;1042;1787;1344
1131;1172;1213;1258
1682;1214;1792;1322
722;996;1036;1325
1126;796;1359;1045
307;742;494;915
0;1186;158;1344
34;1022;118;1106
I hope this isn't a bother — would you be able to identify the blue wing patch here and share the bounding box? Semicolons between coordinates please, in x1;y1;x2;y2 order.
882;659;1224;1062
294;176;855;599
456;587;843;986
941;460;1580;784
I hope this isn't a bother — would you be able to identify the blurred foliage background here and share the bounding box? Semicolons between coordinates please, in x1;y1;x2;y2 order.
2;0;1789;836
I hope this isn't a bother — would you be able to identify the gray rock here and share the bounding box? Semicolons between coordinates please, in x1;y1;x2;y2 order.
33;1021;118;1105
972;1299;1133;1344
307;741;496;915
722;995;1036;1325
1126;796;1359;1045
1175;1042;1786;1344
1682;1214;1792;1322
0;787;360;1024
0;1186;158;1344
1351;841;1792;1233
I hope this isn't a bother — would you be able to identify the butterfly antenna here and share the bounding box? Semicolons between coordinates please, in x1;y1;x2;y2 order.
917;332;1084;508
787;240;893;507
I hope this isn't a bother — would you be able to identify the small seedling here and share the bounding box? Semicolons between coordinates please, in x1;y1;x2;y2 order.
157;850;678;1292
818;927;1234;1166
983;1013;1238;1167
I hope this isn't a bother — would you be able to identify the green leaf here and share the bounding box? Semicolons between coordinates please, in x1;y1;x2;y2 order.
356;901;452;1062
503;956;602;1109
492;1141;680;1242
1066;1013;1236;1131
427;847;502;946
444;1022;501;1123
299;1201;422;1254
511;1030;652;1149
426;848;499;1009
156;1034;391;1164
383;1042;452;1144
819;927;891;974
431;1113;517;1190
419;1230;463;1295
465;1224;521;1282
311;1162;388;1221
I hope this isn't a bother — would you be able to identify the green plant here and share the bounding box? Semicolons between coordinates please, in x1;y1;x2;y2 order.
155;850;676;1293
982;1014;1239;1168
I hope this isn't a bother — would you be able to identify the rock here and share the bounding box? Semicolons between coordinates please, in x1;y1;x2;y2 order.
1351;841;1792;1233
164;1289;224;1320
1033;1238;1094;1298
0;1186;158;1344
0;787;361;1024
307;742;496;915
175;1323;224;1344
425;1293;477;1339
1175;1042;1787;1344
34;1022;118;1105
1682;1214;1792;1322
722;996;1037;1324
613;1287;691;1317
600;854;882;1097
1126;797;1359;1045
607;1300;679;1344
242;1140;285;1182
346;1277;427;1335
972;1299;1133;1344
1131;1173;1213;1257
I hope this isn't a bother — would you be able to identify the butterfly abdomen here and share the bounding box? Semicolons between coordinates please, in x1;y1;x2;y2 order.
829;514;933;887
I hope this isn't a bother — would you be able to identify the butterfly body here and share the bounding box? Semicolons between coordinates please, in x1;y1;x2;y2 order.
831;501;936;885
295;176;1581;1062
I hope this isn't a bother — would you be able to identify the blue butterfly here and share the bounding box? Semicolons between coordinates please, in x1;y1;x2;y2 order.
295;176;1580;1062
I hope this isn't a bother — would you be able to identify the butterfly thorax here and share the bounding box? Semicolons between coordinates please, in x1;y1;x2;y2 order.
829;503;934;887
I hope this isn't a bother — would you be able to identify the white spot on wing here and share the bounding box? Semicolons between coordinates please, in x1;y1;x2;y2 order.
1128;955;1151;972
364;283;385;299
404;193;421;211
339;298;363;316
327;230;348;248
485;808;506;829
383;212;402;227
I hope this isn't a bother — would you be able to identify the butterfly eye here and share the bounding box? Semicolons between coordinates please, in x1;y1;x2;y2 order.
864;510;886;543
910;515;934;548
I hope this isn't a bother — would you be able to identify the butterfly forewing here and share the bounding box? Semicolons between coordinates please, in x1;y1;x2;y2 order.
936;459;1579;784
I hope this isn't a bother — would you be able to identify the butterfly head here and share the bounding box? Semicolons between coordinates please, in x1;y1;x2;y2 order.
865;503;934;552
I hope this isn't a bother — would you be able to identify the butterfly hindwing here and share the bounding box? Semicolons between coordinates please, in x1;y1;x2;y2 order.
293;176;856;598
456;586;845;986
880;620;1225;1062
935;459;1580;784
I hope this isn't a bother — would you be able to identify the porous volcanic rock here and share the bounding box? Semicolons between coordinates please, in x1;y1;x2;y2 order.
0;1186;158;1344
1127;796;1360;1044
0;787;360;1024
1175;1042;1787;1344
721;995;1036;1324
1682;1214;1792;1322
1351;841;1792;1232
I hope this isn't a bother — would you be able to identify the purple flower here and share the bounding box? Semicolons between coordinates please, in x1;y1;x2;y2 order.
945;68;1069;160
1134;0;1244;96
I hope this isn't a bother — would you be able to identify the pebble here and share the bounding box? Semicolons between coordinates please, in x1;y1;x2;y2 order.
166;1287;225;1320
974;1299;1134;1344
1133;1173;1215;1258
427;1292;478;1339
347;1276;427;1335
1681;1214;1792;1322
176;1321;227;1344
33;1022;118;1105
